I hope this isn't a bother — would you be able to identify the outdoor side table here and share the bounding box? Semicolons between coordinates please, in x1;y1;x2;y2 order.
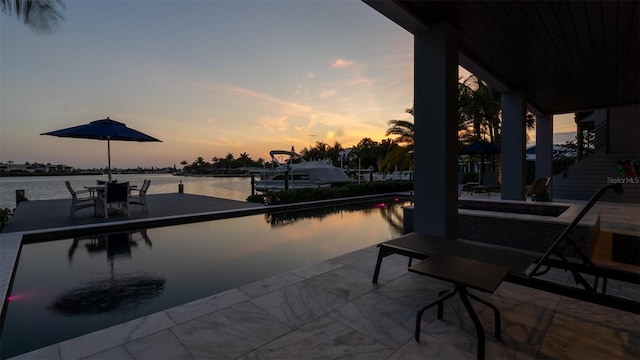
409;254;510;360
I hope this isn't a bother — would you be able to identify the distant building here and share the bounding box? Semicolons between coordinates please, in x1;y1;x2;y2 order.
0;163;35;172
0;162;73;173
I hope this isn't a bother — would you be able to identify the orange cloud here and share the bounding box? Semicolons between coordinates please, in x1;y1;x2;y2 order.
332;58;355;68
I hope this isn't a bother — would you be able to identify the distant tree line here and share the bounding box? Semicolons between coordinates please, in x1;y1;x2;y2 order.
180;153;267;175
180;74;545;176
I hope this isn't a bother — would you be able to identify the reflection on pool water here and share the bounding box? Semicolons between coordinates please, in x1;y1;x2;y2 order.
1;198;408;358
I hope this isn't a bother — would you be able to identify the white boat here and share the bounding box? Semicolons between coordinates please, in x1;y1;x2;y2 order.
251;149;352;192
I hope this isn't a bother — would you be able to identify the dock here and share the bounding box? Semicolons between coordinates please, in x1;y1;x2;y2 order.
2;193;265;234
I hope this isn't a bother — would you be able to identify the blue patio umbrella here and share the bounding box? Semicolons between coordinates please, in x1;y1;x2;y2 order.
459;140;501;155
41;117;161;181
459;140;500;183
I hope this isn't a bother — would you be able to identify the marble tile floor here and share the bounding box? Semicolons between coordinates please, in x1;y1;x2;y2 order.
10;243;640;360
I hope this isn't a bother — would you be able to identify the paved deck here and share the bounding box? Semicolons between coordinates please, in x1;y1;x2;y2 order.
1;193;266;234
2;195;639;359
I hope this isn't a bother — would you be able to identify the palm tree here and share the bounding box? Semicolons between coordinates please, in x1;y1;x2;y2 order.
383;108;415;172
211;156;220;168
378;143;411;173
238;152;251;167
1;0;65;33
385;108;414;150
458;75;501;145
224;153;234;168
459;74;537;181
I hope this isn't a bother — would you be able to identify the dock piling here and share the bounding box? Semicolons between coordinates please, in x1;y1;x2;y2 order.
16;190;27;206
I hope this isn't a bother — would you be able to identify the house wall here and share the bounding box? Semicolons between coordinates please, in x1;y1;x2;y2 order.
609;104;640;155
552;104;640;204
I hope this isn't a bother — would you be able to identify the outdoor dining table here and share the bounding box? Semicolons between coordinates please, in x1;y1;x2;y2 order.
84;184;137;193
84;184;137;217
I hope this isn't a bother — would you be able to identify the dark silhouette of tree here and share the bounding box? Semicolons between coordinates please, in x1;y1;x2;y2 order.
384;107;414;172
386;109;414;150
209;156;219;168
224;153;234;168
1;0;65;33
377;139;407;173
349;138;382;170
238;152;251;167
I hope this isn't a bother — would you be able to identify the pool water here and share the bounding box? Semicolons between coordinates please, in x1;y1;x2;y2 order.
1;198;408;358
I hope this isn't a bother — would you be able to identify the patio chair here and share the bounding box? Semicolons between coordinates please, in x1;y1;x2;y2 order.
65;181;97;218
100;181;130;219
526;177;551;202
472;172;500;196
130;179;151;212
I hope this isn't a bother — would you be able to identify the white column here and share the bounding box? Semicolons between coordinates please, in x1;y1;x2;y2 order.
501;91;527;200
413;22;459;238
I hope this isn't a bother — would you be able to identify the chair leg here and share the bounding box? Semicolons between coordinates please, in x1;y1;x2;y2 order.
70;198;79;218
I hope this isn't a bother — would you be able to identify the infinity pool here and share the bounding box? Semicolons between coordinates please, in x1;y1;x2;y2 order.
1;198;408;358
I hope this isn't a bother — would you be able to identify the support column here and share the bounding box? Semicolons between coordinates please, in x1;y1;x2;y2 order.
413;22;459;238
501;92;527;200
535;113;554;198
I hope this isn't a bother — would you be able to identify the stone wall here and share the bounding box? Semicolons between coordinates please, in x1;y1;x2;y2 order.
403;204;599;255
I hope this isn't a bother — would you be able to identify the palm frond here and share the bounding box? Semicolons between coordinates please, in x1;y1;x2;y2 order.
1;0;64;33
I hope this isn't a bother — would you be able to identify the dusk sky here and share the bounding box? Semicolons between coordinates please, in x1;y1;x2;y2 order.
1;0;576;170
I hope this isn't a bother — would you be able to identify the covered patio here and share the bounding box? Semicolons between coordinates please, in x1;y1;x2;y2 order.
364;0;639;238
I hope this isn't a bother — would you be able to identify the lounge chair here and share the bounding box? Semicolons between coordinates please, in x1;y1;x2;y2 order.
372;183;638;314
99;181;129;219
526;177;551;201
130;179;151;212
472;172;499;196
65;181;97;218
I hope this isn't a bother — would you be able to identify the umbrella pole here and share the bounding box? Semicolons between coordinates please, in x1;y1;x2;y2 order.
107;137;112;182
479;153;484;184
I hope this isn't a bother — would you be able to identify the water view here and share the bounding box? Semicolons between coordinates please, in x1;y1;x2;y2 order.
1;198;408;358
0;174;252;210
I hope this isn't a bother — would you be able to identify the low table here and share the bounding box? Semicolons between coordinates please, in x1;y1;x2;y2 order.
409;254;510;360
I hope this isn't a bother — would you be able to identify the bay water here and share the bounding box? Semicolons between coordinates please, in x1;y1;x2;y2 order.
0;174;253;211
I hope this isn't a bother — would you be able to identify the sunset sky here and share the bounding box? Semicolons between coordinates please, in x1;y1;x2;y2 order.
1;0;576;170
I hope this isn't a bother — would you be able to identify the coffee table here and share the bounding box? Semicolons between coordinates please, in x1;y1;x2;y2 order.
409;254;510;360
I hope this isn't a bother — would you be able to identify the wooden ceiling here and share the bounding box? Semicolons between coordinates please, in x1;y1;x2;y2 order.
365;0;639;115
